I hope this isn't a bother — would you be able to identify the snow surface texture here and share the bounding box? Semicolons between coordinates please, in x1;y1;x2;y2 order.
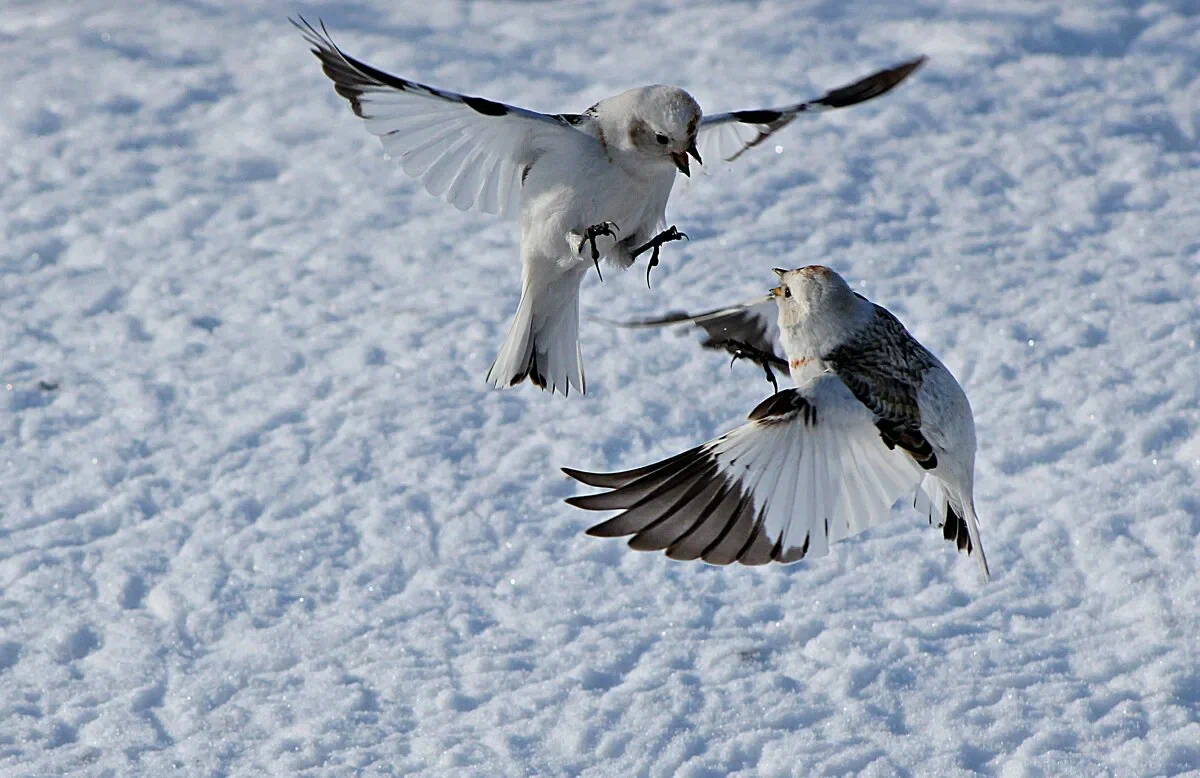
3;0;1199;775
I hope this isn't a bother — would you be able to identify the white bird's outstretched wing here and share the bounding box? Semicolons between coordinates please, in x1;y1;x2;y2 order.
293;17;589;216
696;56;927;166
563;375;926;566
599;298;786;388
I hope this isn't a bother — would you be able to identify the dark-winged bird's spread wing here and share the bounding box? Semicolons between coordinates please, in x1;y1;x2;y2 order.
563;375;926;566
601;299;786;388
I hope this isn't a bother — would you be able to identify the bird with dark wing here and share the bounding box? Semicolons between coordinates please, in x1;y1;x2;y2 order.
567;266;990;579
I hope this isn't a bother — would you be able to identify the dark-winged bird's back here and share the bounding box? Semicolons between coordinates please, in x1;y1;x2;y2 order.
825;305;939;469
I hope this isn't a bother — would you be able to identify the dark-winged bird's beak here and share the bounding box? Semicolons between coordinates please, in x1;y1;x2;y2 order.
687;140;702;165
772;267;788;278
671;151;690;177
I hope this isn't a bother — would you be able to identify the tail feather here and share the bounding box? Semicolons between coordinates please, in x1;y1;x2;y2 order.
916;476;991;581
962;500;991;582
486;273;585;396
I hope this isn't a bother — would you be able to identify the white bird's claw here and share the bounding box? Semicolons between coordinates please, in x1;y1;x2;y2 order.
579;221;620;281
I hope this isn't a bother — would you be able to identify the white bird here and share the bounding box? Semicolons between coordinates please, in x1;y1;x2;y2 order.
293;17;926;396
565;266;991;579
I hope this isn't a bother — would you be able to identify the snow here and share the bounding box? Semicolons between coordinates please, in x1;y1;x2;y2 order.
2;0;1199;775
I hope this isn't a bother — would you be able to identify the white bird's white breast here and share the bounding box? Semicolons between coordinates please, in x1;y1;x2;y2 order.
518;138;675;257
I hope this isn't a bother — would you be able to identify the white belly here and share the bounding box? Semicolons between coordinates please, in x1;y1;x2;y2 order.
519;149;674;258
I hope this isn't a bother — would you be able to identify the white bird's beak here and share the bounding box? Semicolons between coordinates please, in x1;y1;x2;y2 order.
671;151;691;177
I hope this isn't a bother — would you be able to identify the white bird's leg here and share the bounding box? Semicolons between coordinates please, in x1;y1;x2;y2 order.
630;226;688;288
570;222;620;281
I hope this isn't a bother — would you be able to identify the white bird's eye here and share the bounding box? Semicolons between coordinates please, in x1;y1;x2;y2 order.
784;287;792;298
655;133;669;145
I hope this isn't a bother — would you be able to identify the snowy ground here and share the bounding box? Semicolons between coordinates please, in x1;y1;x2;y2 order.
3;0;1199;775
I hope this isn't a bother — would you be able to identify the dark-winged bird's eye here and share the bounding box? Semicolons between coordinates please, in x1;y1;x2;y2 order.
655;133;669;145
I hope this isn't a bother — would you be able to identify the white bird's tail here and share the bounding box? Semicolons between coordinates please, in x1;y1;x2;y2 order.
962;499;991;582
486;271;586;397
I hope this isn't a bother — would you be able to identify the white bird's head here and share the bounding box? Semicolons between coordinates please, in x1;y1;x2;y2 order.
604;85;702;177
770;266;868;351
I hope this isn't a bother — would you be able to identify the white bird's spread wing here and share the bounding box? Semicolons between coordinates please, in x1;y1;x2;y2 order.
293;17;588;216
598;298;786;388
563;375;927;566
696;56;927;166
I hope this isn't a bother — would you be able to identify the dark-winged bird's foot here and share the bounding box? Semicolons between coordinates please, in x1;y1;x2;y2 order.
630;225;688;288
579;221;619;281
724;339;781;395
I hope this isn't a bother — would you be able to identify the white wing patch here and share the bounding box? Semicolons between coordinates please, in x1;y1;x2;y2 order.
293;17;587;216
564;375;926;566
712;378;926;561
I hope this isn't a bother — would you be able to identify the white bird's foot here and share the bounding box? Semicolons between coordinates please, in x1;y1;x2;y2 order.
579;222;619;260
576;221;619;281
631;225;688;288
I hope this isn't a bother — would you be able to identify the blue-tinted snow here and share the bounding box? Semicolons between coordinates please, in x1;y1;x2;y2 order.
2;0;1199;775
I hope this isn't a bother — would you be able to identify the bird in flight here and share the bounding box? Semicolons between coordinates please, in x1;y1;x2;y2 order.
565;266;991;579
293;17;926;397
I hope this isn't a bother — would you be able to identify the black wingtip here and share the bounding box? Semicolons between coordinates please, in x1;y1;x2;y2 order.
462;95;509;117
815;54;929;110
564;494;599;510
562;467;615;488
290;14;331;47
894;55;929;84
